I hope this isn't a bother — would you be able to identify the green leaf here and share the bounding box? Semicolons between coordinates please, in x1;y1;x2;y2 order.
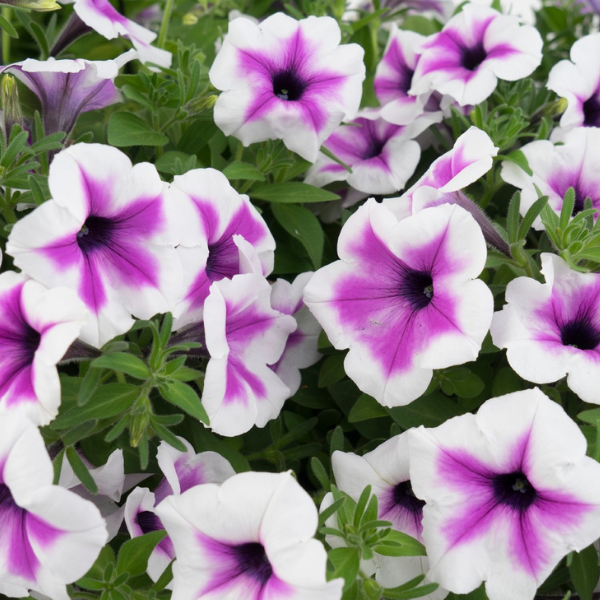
272;203;324;268
150;417;187;452
155;151;198;174
327;547;360;590
570;544;599;600
66;446;98;494
517;195;548;241
500;150;533;177
223;161;266;182
0;13;18;38
353;484;372;528
390;392;463;429
160;381;209;424
318;353;346;388
311;457;331;492
53;384;139;429
450;372;485;399
560;187;576;232
348;394;388;423
167;365;203;382
578;408;600;426
115;531;168;577
251;182;340;203
506;191;521;245
107;113;169;147
576;247;600;263
78;366;104;406
61;420;98;446
319;497;345;527
152;559;174;592
91;353;150;380
373;530;426;557
384;583;440;599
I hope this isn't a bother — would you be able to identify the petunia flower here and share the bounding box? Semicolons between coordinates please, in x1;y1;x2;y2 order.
491;253;600;404
374;26;438;127
6;143;180;348
409;387;600;600
269;272;322;396
169;168;275;329
0;271;87;426
547;33;600;130
410;4;543;106
154;470;344;600
201;274;297;437
304;110;432;195
0;414;107;600
303;200;493;408
69;0;171;67
1;52;136;138
124;438;235;582
332;434;446;597
501;128;600;230
208;12;365;162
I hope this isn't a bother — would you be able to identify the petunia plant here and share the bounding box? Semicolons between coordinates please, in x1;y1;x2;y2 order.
1;1;600;600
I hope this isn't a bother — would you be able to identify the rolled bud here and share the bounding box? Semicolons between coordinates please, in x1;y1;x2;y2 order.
1;74;23;139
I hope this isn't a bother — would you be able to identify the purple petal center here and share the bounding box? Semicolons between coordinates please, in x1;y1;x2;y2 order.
206;238;239;281
400;269;434;310
136;510;163;534
560;318;600;350
272;70;307;102
460;43;487;71
77;215;115;254
492;471;537;512
392;480;426;516
232;542;273;586
583;94;600;127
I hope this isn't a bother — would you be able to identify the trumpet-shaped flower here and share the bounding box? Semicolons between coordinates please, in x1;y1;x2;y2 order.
202;274;297;436
169;168;275;329
305;110;431;195
269;272;322;396
384;127;498;220
547;33;600;130
303;200;493;407
0;52;135;137
6;143;180;348
491;253;600;403
409;388;600;600
332;435;445;596
154;470;344;600
0;414;107;600
410;4;542;106
501;125;600;229
209;12;365;162
0;272;87;426
70;0;171;67
374;27;437;126
125;438;235;582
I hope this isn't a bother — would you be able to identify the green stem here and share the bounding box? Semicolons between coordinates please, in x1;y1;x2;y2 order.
2;7;11;65
157;0;176;49
235;142;244;163
1;188;15;224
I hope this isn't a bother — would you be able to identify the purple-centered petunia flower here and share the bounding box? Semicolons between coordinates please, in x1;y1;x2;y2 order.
269;272;322;396
0;271;87;426
169;168;275;330
409;387;600;600
124;437;235;582
547;33;600;130
69;0;171;67
332;434;447;597
155;470;344;600
304;109;433;195
303;200;494;408
209;12;366;162
501;128;600;230
410;4;543;106
201;274;297;437
0;51;135;137
0;414;107;600
384;127;497;219
6;143;181;348
491;253;600;403
374;26;440;127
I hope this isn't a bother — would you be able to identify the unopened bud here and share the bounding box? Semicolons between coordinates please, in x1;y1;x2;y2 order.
129;410;150;447
3;0;60;10
1;75;23;140
541;97;568;118
185;93;218;115
182;11;198;25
